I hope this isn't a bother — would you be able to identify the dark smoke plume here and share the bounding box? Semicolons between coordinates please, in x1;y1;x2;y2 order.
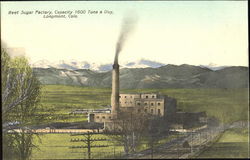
114;16;137;64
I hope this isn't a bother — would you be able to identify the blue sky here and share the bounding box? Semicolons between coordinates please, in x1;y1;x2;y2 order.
1;1;248;66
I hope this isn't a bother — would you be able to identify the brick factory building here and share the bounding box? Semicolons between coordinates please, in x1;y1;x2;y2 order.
89;93;177;124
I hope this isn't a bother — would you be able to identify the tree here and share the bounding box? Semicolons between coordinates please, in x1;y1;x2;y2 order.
1;48;40;117
145;116;170;159
2;48;43;160
105;111;152;155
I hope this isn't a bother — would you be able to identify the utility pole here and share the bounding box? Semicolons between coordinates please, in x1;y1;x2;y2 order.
70;131;109;159
113;145;116;158
177;132;180;159
130;112;136;153
150;135;156;159
87;132;91;159
132;132;135;153
177;144;179;159
190;131;193;153
151;141;154;159
199;132;201;146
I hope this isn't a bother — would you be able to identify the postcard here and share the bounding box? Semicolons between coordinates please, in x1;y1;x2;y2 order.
1;1;249;159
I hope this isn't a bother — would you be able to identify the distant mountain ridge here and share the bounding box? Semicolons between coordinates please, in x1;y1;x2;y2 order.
199;63;229;71
32;59;230;72
31;59;167;72
33;64;248;89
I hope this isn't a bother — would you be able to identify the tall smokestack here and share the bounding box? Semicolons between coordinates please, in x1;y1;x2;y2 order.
111;61;119;118
111;16;137;118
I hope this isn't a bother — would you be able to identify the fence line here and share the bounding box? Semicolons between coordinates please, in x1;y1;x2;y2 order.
10;128;104;134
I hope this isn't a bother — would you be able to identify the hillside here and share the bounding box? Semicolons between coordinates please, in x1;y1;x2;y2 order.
33;65;248;89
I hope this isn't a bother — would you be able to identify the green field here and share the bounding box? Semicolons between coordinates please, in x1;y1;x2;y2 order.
197;128;249;158
40;85;248;124
31;85;249;159
39;85;112;123
31;132;183;159
31;133;124;159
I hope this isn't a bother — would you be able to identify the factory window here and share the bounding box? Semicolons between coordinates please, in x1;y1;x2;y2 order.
144;109;147;112
158;103;161;106
137;102;140;106
125;96;127;98
96;116;99;119
158;109;161;115
151;109;153;113
144;103;147;105
151;103;154;106
109;116;111;119
152;96;155;98
102;116;105;119
146;96;148;98
119;96;121;98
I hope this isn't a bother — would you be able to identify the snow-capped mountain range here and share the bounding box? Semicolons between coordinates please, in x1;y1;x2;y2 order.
31;59;229;72
31;59;167;72
199;63;229;71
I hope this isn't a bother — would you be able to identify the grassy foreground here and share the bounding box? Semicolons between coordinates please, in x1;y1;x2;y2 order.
31;133;124;159
197;128;249;158
31;133;181;159
40;85;248;124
